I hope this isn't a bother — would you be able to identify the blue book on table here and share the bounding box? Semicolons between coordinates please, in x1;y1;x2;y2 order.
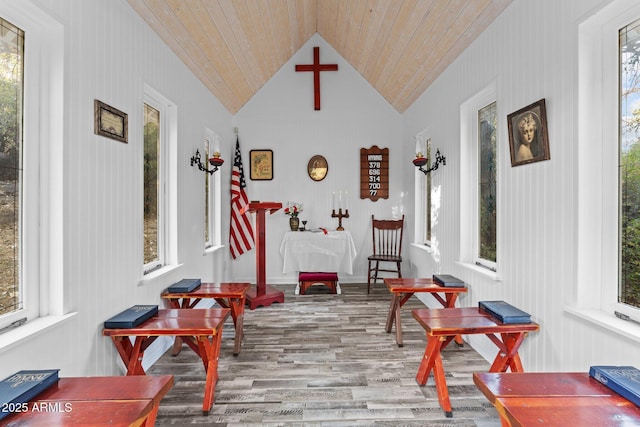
0;369;59;420
478;300;531;324
433;274;465;288
590;365;640;407
104;304;158;328
167;278;201;293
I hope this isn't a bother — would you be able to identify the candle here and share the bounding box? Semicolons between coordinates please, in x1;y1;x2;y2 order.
338;191;342;209
345;191;348;210
212;136;221;156
415;137;425;158
332;192;336;210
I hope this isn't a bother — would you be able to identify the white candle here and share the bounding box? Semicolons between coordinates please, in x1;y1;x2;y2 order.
345;191;348;210
338;191;342;209
332;192;336;210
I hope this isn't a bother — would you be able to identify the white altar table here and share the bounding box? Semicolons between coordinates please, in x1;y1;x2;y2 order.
280;230;357;283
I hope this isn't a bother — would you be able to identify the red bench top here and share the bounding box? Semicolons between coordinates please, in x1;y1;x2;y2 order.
299;272;339;280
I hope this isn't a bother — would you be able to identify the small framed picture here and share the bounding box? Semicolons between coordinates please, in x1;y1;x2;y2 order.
507;99;550;167
307;155;328;181
94;99;128;143
250;149;273;180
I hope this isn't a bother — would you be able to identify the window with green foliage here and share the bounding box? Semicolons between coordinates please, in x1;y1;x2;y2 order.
619;17;640;309
478;102;497;266
0;18;23;317
143;103;160;270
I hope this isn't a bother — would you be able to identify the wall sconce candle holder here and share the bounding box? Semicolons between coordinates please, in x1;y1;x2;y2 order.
190;149;224;174
413;149;446;175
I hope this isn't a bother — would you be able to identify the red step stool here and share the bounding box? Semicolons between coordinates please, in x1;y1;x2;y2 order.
297;272;340;295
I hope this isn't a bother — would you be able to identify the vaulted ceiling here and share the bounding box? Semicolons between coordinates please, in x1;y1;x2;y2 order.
127;0;511;114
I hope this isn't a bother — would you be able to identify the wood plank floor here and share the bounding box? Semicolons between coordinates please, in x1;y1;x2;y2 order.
149;283;501;426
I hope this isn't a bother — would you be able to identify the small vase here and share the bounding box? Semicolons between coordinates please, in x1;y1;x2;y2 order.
289;217;300;231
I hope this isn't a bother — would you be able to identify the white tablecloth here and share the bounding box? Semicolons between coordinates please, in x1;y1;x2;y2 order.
280;230;357;274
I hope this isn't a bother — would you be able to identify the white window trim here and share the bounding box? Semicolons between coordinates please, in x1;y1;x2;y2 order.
0;0;71;348
204;128;222;252
414;129;431;247
0;1;65;338
571;0;640;339
142;85;178;278
460;83;498;279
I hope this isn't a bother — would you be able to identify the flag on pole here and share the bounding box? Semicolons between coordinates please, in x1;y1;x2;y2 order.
229;135;254;259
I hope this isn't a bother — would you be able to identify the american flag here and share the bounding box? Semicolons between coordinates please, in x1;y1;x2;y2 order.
229;136;254;259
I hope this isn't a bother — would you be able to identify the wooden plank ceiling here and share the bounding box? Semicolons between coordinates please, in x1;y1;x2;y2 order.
127;0;511;114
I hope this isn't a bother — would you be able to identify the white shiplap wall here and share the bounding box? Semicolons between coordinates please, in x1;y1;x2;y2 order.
404;0;640;371
233;34;404;287
0;0;233;377
1;0;638;380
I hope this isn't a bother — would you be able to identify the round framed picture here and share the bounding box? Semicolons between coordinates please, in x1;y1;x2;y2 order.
307;155;328;181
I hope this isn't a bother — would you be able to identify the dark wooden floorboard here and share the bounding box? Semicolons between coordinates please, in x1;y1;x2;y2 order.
148;283;501;426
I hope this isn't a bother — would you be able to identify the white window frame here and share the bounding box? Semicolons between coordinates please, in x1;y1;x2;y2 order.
572;0;640;338
142;85;178;277
204;128;221;251
460;83;498;275
414;129;432;247
0;1;64;334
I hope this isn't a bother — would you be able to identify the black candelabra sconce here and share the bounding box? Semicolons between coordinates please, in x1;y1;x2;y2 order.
190;149;224;175
413;149;446;175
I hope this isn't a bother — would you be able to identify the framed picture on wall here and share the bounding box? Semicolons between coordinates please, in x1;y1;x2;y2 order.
507;99;550;167
94;99;128;143
250;149;273;180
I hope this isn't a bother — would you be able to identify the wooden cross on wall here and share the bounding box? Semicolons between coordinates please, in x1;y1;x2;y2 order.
295;46;338;110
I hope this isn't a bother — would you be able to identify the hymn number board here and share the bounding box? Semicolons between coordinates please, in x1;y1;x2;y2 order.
360;146;389;201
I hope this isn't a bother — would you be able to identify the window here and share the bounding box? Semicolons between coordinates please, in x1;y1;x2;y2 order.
478;102;497;267
460;84;497;273
576;0;640;329
0;2;63;332
619;17;640;309
0;18;24;318
143;102;160;269
425;139;432;244
203;129;221;249
142;86;177;275
415;131;431;245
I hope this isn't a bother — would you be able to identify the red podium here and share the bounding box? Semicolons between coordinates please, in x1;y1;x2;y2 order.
242;202;284;309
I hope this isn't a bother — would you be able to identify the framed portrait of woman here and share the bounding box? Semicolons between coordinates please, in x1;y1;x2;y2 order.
507;99;550;167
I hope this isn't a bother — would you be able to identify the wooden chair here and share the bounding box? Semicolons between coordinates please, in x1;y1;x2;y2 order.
367;215;404;293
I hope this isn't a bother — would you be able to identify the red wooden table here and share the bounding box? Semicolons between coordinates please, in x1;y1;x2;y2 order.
412;307;539;418
1;375;173;426
384;278;467;347
3;400;153;426
161;282;250;355
473;372;640;426
103;308;229;414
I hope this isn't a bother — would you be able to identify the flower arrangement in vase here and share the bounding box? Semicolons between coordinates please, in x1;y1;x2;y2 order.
284;202;303;231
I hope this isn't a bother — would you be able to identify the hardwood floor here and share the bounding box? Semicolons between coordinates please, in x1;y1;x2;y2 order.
149;283;501;426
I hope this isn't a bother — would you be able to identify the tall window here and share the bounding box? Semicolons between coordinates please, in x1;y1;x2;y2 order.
0;18;23;317
424;138;432;244
619;17;640;309
203;129;221;249
204;138;211;247
478;102;497;267
143;102;160;270
415;131;432;246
